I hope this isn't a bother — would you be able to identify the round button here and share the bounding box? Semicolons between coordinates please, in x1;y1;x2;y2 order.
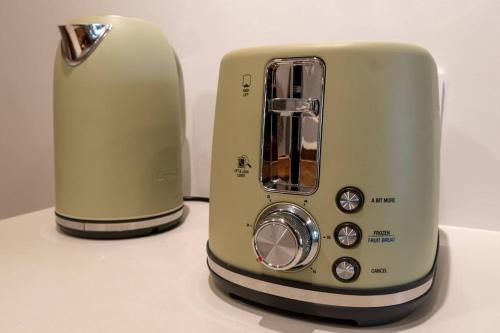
336;187;364;213
253;203;320;271
334;222;362;248
332;257;360;282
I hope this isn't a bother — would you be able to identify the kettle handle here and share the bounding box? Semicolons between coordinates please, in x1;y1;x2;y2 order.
174;52;186;142
438;68;446;124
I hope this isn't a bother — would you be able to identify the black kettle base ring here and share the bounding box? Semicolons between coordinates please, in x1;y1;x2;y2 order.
55;206;184;239
207;245;438;326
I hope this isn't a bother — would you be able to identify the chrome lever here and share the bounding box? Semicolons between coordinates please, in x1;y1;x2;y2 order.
270;98;320;116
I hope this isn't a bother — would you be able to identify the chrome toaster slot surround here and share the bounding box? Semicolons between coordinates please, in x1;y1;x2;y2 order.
260;57;326;195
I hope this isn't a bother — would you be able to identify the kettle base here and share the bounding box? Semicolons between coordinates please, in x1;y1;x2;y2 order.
207;249;436;326
55;206;184;239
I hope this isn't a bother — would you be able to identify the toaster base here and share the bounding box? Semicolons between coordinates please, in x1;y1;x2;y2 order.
207;248;436;326
55;206;184;239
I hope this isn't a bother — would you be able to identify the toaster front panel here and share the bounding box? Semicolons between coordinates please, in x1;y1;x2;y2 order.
209;43;439;289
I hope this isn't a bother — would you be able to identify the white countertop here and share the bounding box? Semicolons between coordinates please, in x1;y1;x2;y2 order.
1;202;499;332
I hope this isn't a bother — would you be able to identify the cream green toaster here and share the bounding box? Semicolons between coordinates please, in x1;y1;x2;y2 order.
53;16;184;238
207;43;440;325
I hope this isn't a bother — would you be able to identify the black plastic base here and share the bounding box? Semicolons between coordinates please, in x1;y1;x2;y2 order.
210;269;431;326
207;243;438;326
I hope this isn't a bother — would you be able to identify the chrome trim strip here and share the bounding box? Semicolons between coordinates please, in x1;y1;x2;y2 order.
56;207;183;232
208;257;433;308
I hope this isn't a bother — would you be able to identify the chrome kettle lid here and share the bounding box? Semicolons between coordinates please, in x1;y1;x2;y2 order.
58;23;112;66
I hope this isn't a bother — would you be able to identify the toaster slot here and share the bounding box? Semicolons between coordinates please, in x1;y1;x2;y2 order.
261;57;325;194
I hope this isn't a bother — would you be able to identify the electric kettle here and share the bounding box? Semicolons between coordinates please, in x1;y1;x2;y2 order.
207;43;440;325
53;16;184;238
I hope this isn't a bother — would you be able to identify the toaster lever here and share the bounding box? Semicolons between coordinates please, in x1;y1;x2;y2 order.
270;98;320;116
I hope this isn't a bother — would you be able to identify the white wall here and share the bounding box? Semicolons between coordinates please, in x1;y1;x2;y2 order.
0;1;499;230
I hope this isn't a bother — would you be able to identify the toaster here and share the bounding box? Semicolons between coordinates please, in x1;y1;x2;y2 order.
207;43;440;325
54;16;184;238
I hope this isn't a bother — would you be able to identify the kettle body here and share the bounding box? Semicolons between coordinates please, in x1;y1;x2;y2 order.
54;16;184;238
207;43;440;325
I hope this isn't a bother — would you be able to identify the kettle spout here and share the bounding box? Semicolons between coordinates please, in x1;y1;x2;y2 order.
58;23;112;66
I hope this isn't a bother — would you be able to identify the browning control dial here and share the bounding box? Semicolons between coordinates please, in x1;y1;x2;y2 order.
253;203;320;271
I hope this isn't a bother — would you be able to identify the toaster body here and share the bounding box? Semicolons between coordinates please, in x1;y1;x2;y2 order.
208;43;440;325
54;16;184;238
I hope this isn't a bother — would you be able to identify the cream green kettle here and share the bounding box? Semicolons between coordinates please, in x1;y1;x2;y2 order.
207;43;440;325
53;16;184;238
